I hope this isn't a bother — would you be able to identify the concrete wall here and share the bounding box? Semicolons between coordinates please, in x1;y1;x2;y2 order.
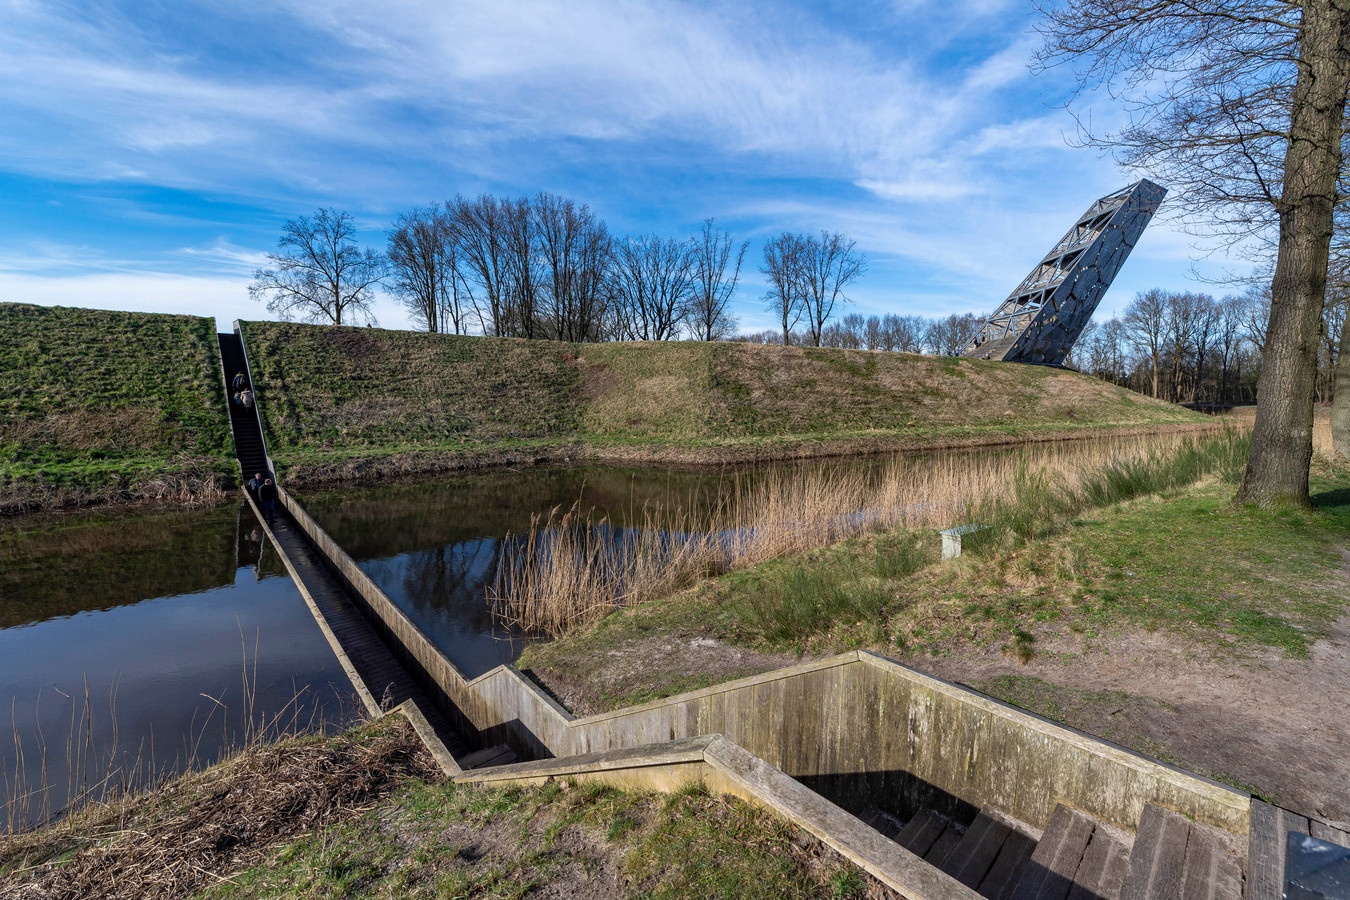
275;483;1249;835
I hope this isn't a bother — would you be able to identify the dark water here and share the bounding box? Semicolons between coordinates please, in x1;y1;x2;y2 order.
0;503;357;830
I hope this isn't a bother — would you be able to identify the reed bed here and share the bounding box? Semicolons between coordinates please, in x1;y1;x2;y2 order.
490;431;1248;638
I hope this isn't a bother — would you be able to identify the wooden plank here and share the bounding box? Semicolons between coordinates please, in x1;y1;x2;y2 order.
1311;820;1350;850
926;820;967;868
1179;821;1242;900
896;809;950;858
981;830;1037;900
860;806;907;843
1008;804;1095;900
1248;800;1310;900
1067;827;1130;900
1119;804;1190;900
944;808;1012;888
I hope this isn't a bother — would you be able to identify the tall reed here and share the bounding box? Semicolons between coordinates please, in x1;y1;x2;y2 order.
490;431;1247;638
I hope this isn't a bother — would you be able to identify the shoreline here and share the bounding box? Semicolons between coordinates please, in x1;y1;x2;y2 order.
1;420;1228;522
275;419;1229;491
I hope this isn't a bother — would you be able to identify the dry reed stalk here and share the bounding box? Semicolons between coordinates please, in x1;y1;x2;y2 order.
489;433;1219;637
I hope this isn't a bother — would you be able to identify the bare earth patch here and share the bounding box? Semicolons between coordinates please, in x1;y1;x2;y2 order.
912;612;1350;828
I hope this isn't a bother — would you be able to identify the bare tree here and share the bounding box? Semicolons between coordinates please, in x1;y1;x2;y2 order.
800;232;867;347
449;194;511;336
925;313;984;356
1124;289;1168;398
689;219;748;341
864;315;883;350
762;233;805;345
502;196;540;338
387;205;465;334
1036;0;1350;506
611;235;694;341
249;208;384;326
534;192;612;342
887;314;928;353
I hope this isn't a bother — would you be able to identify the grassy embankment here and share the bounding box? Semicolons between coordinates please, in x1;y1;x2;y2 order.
0;303;234;515
1;716;877;900
241;321;1208;484
518;430;1350;712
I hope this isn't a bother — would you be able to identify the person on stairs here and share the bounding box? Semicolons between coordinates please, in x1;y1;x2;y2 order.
232;371;248;392
240;388;254;409
246;472;264;497
258;478;278;526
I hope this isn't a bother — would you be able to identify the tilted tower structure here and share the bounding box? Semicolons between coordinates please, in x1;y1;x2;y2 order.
961;179;1166;366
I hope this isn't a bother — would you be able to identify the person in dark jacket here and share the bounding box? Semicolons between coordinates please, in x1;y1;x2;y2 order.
259;478;278;525
246;472;263;496
232;371;248;392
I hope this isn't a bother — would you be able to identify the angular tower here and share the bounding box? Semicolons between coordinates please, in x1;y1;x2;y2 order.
961;179;1166;366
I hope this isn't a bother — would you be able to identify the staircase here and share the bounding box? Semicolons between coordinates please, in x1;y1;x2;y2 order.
218;333;271;481
863;800;1242;899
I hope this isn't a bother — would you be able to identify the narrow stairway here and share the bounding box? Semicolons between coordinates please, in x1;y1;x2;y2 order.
215;331;504;770
218;332;271;481
863;800;1242;899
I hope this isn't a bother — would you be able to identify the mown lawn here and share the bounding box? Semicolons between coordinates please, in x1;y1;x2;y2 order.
0;303;233;512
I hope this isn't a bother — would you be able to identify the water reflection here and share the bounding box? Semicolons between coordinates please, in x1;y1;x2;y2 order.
0;503;356;830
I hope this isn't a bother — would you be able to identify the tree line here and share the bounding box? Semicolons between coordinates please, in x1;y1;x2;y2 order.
249;198;871;345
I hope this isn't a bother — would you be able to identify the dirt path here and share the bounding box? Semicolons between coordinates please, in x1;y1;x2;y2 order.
915;611;1350;827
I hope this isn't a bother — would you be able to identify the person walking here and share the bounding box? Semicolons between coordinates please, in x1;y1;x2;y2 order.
258;478;278;526
232;371;248;392
246;472;263;496
240;388;255;409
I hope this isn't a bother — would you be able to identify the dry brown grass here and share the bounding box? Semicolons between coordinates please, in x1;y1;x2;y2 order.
0;717;433;900
490;432;1243;637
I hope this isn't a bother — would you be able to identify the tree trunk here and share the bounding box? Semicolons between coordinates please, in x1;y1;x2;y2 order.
1239;0;1350;506
1151;351;1160;398
1333;302;1350;456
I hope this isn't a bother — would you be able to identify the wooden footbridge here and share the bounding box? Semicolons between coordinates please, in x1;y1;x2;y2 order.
216;324;1349;900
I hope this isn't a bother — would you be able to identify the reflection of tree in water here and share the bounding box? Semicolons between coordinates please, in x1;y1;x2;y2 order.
1;503;242;628
397;537;502;634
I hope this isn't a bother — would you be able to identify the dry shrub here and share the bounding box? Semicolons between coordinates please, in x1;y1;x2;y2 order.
490;432;1239;637
0;718;435;900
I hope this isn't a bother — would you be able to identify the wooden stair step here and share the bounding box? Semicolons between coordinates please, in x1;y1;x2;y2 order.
459;744;518;770
1007;804;1096;900
860;806;907;843
926;818;968;868
944;808;1013;888
896;808;954;859
1119;804;1190;900
980;830;1037;900
1067;824;1131;900
1179;819;1242;900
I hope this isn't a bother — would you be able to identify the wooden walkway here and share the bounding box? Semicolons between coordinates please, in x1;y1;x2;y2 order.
220;330;469;761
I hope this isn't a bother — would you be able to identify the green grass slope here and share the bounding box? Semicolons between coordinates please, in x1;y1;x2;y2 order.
0;303;234;513
243;320;1208;481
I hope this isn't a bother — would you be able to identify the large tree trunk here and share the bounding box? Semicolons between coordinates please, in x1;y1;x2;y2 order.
1239;0;1350;506
1333;303;1350;456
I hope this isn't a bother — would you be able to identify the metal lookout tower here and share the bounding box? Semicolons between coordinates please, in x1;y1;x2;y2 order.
962;179;1167;366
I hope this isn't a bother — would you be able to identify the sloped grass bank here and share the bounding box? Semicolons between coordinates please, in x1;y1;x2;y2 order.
519;435;1350;714
1;717;879;900
0;303;233;514
241;321;1207;484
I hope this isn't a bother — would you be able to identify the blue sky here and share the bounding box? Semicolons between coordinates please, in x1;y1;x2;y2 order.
0;0;1252;334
